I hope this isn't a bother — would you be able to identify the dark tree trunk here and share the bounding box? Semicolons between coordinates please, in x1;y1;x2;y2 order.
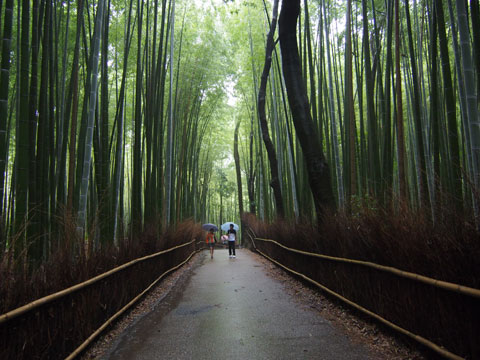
258;0;284;218
279;0;335;221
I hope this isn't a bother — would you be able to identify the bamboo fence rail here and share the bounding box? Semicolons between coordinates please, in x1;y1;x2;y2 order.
249;233;468;360
0;239;197;325
65;243;204;359
253;237;480;299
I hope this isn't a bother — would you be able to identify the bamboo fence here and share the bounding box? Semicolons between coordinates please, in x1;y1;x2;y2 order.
249;232;477;360
0;239;205;359
252;237;480;299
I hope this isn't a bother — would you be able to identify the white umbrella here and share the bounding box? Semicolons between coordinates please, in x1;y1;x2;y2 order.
221;222;239;231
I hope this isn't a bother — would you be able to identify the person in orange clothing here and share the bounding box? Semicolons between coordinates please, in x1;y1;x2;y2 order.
206;228;217;259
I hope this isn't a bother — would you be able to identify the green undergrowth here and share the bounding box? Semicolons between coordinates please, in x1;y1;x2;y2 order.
243;204;480;359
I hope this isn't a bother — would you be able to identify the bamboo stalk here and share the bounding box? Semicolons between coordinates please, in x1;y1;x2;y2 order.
0;240;196;324
253;237;480;299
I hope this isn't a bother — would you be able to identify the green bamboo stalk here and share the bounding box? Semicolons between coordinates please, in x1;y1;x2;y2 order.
435;0;462;210
131;0;145;233
14;0;31;259
113;0;134;244
77;0;106;237
0;0;14;230
323;1;344;208
55;0;70;208
457;0;480;210
470;0;480;102
362;0;380;197
395;0;407;200
382;0;394;202
344;0;357;203
165;0;175;225
447;0;472;191
404;0;429;209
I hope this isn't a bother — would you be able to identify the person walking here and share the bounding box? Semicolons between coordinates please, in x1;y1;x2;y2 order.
206;229;216;259
227;224;236;258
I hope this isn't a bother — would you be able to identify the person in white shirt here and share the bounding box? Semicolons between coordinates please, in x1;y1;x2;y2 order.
226;224;236;258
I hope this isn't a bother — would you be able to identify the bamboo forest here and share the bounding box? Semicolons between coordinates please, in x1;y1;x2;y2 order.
0;0;480;358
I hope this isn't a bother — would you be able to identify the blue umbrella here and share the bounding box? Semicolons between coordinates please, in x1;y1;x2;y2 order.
202;223;218;231
221;222;239;231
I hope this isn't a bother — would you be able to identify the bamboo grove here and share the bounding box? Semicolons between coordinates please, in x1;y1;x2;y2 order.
232;0;480;224
0;0;479;268
0;0;235;267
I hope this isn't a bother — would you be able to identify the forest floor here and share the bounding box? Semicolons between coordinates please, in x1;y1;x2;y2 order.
81;249;426;360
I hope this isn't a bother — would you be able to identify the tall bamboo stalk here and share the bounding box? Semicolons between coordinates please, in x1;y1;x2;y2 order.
132;0;145;233
77;0;106;237
165;0;175;225
14;0;31;258
323;1;344;208
435;0;462;209
395;0;407;200
344;0;357;203
457;0;480;218
404;0;429;209
0;0;14;232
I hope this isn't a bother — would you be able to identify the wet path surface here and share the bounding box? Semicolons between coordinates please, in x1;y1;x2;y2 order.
103;249;376;360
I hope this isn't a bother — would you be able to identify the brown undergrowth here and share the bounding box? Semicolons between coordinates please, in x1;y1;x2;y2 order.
0;219;203;360
243;205;480;359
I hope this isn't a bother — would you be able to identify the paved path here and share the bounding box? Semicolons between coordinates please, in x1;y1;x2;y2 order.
103;249;377;360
